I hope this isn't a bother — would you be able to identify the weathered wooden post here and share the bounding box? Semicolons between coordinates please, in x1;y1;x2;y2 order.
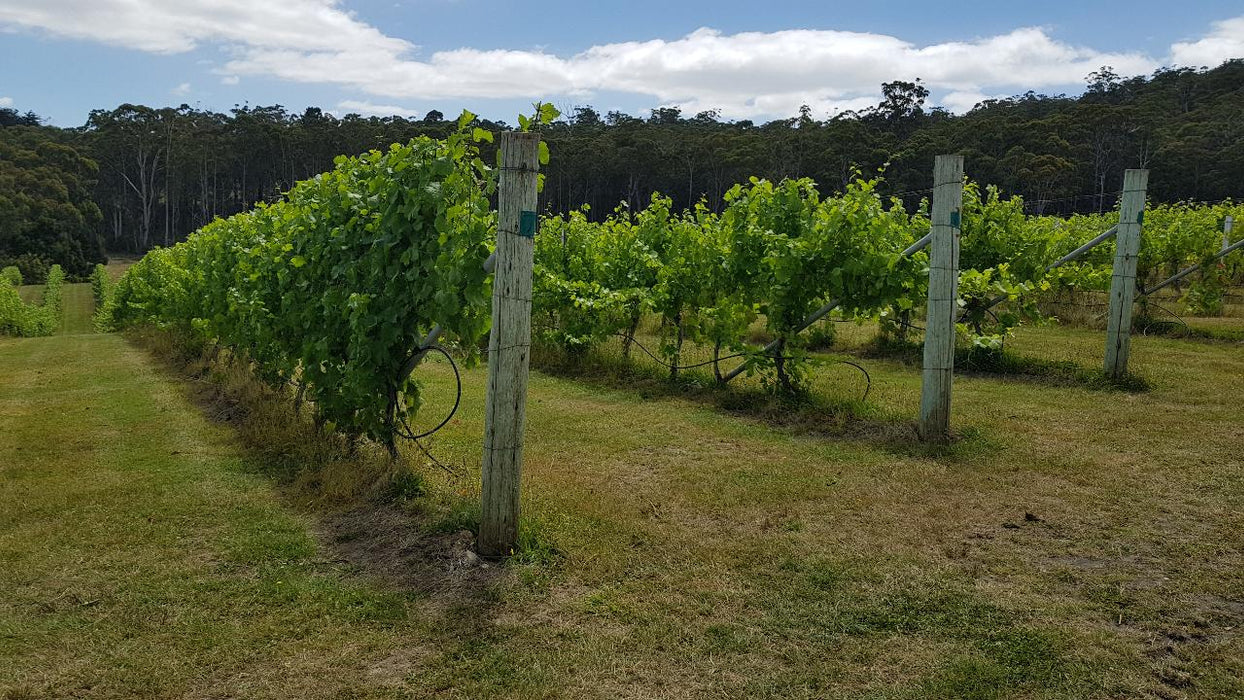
479;131;540;557
1104;169;1148;379
918;154;964;442
1225;215;1234;252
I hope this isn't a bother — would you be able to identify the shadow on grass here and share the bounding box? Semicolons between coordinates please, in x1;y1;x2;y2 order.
123;326;533;614
530;342;1001;462
862;337;1150;393
1137;317;1244;343
756;556;1080;699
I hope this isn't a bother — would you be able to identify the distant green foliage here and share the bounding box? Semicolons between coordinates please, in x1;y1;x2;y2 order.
0;266;20;286
89;263;111;305
42;264;65;315
0;129;105;278
0;263;64;336
90;263;117;332
0;281;31;335
0;252;50;285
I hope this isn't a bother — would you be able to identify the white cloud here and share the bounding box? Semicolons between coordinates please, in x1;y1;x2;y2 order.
171;82;191;96
336;99;421;118
1171;16;1244;68
0;96;13;108
0;0;407;55
221;75;239;85
218;25;1156;119
0;1;1237;119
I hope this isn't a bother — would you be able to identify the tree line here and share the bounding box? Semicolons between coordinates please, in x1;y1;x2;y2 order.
2;59;1242;277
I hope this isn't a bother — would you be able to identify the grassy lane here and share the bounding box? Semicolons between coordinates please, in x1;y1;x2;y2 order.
0;333;429;698
58;283;96;334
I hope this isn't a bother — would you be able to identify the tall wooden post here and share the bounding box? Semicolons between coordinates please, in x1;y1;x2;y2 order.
1225;215;1234;252
918;155;964;442
1104;169;1148;379
479;131;540;557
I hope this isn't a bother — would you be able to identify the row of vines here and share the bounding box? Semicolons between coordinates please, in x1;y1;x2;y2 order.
103;119;1243;445
0;264;65;336
108;118;496;448
536;181;1242;388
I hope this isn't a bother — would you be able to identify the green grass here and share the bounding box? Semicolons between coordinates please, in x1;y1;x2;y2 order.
0;334;429;698
57;283;96;334
3;313;1244;697
399;321;1244;698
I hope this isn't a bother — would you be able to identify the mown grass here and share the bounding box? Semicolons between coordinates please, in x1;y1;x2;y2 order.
57;283;96;334
2;304;1243;697
0;334;435;699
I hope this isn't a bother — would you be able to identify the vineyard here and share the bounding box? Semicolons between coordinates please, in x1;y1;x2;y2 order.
5;119;1244;699
100;120;1244;444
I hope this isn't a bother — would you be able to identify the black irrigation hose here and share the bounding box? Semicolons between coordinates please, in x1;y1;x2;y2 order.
394;345;463;442
1140;301;1191;336
391;344;465;476
615;332;753;370
614;333;873;402
837;360;872;402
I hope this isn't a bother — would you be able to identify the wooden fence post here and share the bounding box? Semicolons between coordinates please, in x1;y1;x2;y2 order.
918;154;964;442
479;131;540;557
1225;215;1234;252
1104;169;1148;379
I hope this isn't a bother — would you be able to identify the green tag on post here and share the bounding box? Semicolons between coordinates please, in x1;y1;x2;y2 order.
519;211;538;239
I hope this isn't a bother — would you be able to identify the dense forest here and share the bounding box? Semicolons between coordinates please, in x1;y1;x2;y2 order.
2;59;1242;278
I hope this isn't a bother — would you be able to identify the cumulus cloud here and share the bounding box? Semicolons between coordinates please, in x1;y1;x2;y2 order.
221;25;1157;119
0;1;1237;119
0;0;407;55
221;75;240;85
0;96;13;107
171;82;191;96
336;99;422;118
1170;16;1244;68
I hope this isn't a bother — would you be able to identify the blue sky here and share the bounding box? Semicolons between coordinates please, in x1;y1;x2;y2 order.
2;0;1242;127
